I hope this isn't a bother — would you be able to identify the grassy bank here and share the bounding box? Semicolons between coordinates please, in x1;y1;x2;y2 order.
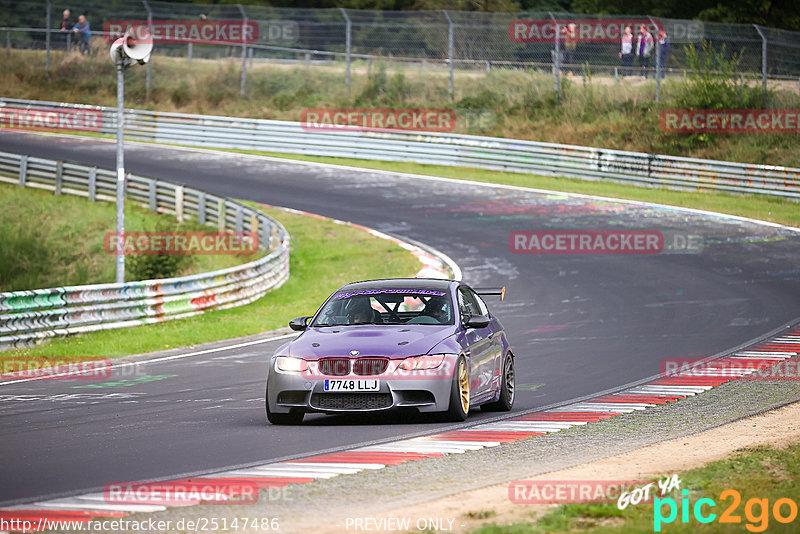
471;442;800;533
0;183;257;292
3;48;800;167
0;205;420;361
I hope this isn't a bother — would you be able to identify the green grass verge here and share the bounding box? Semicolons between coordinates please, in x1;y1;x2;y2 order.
0;183;256;292
225;149;800;229
4;48;800;167
1;205;420;362
470;443;800;533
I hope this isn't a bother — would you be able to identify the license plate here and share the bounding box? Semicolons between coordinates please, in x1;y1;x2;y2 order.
324;379;380;392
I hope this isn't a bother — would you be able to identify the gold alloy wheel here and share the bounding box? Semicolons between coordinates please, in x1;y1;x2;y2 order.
458;359;470;414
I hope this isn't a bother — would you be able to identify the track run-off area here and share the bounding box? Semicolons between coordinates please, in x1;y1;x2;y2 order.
1;132;799;508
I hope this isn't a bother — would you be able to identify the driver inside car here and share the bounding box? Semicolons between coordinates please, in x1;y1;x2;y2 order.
347;299;379;325
421;296;451;324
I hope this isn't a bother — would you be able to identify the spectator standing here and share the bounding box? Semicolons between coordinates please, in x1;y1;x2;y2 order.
59;9;73;49
59;9;73;31
635;24;654;79
657;29;670;79
619;25;633;77
72;14;91;54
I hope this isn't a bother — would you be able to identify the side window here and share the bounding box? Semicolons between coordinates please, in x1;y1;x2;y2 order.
457;286;479;317
469;289;490;317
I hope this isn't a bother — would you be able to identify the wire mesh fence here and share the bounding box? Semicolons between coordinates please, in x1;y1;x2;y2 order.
1;0;799;102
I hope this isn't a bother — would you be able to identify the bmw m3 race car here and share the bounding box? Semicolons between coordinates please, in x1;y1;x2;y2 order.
266;278;514;425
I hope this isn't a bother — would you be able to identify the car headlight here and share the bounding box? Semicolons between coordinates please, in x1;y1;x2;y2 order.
398;354;447;371
275;356;308;373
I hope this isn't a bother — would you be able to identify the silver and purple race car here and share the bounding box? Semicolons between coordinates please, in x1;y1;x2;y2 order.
265;278;514;424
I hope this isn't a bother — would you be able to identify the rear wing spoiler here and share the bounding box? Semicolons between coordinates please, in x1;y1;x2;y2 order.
475;287;506;301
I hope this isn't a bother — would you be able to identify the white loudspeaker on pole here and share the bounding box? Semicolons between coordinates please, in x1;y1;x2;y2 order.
111;27;153;283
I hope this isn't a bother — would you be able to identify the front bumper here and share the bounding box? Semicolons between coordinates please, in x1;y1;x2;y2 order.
266;355;458;415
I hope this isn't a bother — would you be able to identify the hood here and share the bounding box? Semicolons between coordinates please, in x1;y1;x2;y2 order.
285;324;457;359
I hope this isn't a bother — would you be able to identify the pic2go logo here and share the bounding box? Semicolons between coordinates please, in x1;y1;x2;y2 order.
654;489;800;532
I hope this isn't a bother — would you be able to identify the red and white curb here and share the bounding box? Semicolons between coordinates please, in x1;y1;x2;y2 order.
2;327;798;531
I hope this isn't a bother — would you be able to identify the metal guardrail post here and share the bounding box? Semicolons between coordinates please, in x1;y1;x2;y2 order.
66;32;71;53
753;24;768;108
148;179;157;211
88;167;97;201
443;10;454;99
198;192;206;224
218;201;226;232
45;1;51;72
54;160;63;195
187;42;192;64
235;205;243;233
340;8;352;94
237;4;248;97
142;1;153;98
550;12;560;101
175;185;184;222
18;155;28;187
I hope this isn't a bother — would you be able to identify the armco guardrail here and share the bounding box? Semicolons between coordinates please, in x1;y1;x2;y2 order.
1;98;799;200
0;150;290;350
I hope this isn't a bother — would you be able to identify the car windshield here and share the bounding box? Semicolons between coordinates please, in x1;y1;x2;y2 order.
311;289;454;326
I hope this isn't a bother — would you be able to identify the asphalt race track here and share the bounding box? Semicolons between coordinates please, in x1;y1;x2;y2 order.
1;133;799;505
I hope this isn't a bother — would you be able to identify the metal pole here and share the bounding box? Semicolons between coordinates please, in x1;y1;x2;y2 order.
650;17;660;102
550;12;560;100
753;25;767;108
443;10;454;98
66;31;71;52
115;59;126;283
188;42;192;64
45;1;51;72
238;4;247;97
143;1;152;98
340;8;351;94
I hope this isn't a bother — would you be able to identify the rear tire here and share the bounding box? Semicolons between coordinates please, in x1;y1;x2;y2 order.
482;352;514;412
445;356;470;422
266;384;304;425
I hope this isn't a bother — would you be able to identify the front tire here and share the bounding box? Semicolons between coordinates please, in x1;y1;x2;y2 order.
445;356;470;422
482;352;514;412
266;384;304;425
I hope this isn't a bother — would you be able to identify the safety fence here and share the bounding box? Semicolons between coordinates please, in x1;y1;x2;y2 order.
2;97;798;201
0;149;291;350
2;1;799;101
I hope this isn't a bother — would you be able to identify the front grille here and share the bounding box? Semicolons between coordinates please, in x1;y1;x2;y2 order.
318;357;350;376
353;358;388;376
311;393;393;410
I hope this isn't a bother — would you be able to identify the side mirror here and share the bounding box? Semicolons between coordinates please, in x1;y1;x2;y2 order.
289;316;310;331
464;314;490;329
